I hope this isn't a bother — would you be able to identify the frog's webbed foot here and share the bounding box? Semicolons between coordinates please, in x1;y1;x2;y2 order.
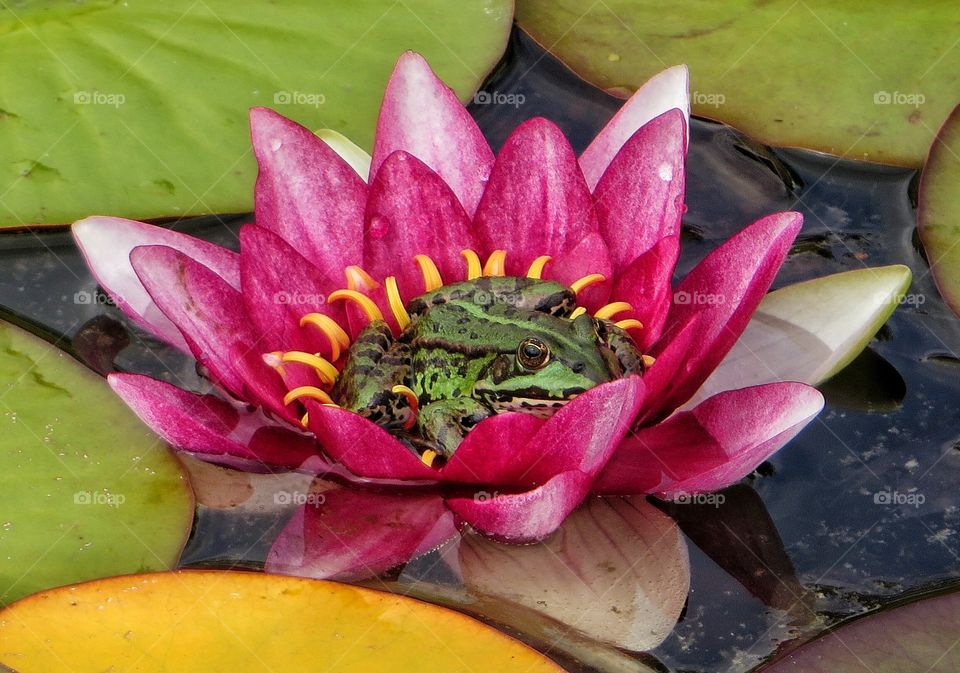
415;398;494;460
332;320;415;432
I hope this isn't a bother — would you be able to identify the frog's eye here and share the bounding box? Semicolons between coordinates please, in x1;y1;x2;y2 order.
517;337;550;369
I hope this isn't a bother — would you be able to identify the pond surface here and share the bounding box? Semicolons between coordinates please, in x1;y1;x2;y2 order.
1;27;959;673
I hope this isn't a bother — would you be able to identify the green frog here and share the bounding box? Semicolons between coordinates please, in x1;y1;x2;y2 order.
331;277;645;461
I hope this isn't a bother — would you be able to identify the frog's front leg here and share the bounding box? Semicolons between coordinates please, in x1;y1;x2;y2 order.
331;320;414;431
415;398;494;459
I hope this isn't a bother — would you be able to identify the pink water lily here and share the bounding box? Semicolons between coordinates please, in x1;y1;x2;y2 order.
73;53;825;579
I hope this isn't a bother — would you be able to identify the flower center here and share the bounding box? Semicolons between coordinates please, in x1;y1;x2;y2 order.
266;249;653;454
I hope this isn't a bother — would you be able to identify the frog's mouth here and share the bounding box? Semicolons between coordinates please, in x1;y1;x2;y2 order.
264;249;652;431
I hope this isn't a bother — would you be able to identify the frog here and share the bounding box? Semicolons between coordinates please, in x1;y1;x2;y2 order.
330;276;645;462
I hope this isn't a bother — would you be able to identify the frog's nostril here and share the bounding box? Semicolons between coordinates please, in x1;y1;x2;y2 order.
572;362;585;373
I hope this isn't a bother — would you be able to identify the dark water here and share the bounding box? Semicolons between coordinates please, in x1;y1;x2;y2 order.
2;27;959;673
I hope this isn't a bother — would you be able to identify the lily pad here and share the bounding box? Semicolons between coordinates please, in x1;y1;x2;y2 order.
760;588;960;672
0;319;193;605
515;1;960;166
687;265;912;406
0;0;512;227
0;570;565;673
919;103;960;318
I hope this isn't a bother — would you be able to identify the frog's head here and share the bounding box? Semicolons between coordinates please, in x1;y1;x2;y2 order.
474;313;618;415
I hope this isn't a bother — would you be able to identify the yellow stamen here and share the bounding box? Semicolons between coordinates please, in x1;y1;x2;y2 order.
420;449;439;467
391;384;420;430
264;351;286;377
279;351;340;386
328;289;384;323
283;386;336;407
461;249;482;280
344;265;378;292
569;306;587;319
526;255;552;279
300;313;351;361
300;412;310;428
414;254;444;291
569;273;606;295
642;354;656;368
482;249;507;277
615;318;645;333
385;276;411;329
594;301;633;321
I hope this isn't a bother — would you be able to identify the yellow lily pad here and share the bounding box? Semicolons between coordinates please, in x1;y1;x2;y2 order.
0;570;566;673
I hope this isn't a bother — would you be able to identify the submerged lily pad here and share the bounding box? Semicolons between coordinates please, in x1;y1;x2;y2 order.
0;0;512;227
919;103;960;318
0;571;565;673
761;588;960;672
0;319;193;605
516;1;960;166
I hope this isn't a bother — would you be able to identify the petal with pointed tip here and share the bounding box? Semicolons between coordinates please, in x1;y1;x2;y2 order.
371;52;493;216
72;216;239;352
687;265;913;406
651;211;802;415
592;109;686;273
364;151;477;292
546;232;613;312
595;382;823;496
266;489;456;581
131;245;292;421
250;107;366;270
315;129;371;181
108;373;318;470
475;117;599;273
580;65;690;190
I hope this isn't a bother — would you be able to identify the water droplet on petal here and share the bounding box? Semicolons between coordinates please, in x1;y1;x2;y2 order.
270;139;283;152
658;162;673;181
368;215;390;239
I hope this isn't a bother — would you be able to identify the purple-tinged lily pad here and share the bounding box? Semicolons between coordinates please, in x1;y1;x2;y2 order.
516;1;960;166
0;319;193;605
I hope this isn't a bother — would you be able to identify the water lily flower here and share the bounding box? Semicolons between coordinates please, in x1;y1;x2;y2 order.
74;53;836;578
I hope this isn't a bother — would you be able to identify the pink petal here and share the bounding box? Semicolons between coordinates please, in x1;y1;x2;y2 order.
439;412;546;486
447;377;645;542
371;52;493;217
239;225;344;355
72;216;239;352
364;151;477;292
266;488;457;581
546;232;613;313
130;245;293;422
595;382;823;496
651;212;802;414
580;65;690;190
474;117;599;274
592;109;686;274
250;107;366;271
108;373;319;470
612;236;680;351
305;403;438;481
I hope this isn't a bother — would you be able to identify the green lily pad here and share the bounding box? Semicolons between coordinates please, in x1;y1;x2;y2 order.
515;1;960;167
919;103;960;318
0;0;512;227
760;588;960;672
0;319;193;605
